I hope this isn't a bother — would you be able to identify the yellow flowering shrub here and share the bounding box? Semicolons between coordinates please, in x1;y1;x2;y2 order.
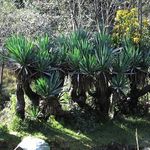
113;8;149;45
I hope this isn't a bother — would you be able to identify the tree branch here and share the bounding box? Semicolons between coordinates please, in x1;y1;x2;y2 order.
138;85;150;97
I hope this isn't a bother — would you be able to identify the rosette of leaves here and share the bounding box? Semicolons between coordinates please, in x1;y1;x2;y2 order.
67;29;92;70
34;71;63;120
94;32;113;73
127;41;150;87
35;71;63;98
86;32;114;116
112;49;131;74
67;29;91;50
127;47;142;71
5;35;35;80
111;73;129;115
5;35;36;119
56;35;68;67
111;74;129;94
79;54;99;75
64;29;94;107
34;34;58;76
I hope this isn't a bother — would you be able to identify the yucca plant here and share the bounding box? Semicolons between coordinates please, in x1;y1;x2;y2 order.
5;35;61;119
65;30;94;108
34;35;58;76
35;72;63;98
27;106;39;120
125;46;142;70
112;50;131;74
125;45;144;87
35;71;64;120
57;35;68;66
68;29;90;50
120;38;149;114
5;35;35;79
110;73;129;116
95;30;112;49
110;46;131;115
5;29;150;120
68;48;81;71
23;35;58;109
36;34;50;51
90;32;113;117
35;50;56;76
111;74;129;93
79;55;99;75
5;35;36;119
94;32;113;72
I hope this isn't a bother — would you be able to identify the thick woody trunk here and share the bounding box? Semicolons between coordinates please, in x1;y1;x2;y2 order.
128;82;150;114
94;73;112;118
38;96;65;121
16;82;25;119
23;82;40;107
94;87;112;118
128;82;139;114
128;73;140;114
71;88;86;108
71;74;87;108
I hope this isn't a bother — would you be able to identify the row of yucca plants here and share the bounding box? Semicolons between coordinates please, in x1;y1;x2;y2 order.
3;29;150;120
58;30;150;116
5;35;65;120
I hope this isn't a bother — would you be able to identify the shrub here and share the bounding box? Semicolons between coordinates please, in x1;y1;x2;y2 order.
113;8;150;45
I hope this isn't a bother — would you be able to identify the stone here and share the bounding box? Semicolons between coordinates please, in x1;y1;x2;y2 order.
15;136;50;150
143;148;150;150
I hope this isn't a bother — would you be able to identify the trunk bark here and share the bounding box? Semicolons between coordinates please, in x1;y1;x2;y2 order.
128;82;150;114
16;83;25;119
128;83;139;114
138;85;150;97
128;74;139;114
23;82;40;106
94;87;112;118
71;88;86;108
94;73;112;118
71;74;87;108
38;96;65;121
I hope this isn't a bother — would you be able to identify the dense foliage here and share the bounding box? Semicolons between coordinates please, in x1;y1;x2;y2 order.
113;8;149;44
4;27;150;120
0;0;150;122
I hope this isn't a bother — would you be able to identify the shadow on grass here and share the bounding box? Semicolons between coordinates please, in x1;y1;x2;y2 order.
18;119;92;150
55;115;150;149
2;115;150;150
0;131;21;150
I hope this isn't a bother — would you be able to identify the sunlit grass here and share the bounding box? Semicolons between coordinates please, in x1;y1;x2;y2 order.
0;112;150;150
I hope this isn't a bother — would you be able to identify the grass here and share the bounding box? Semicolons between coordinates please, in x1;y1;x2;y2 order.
2;68;16;95
0;114;150;150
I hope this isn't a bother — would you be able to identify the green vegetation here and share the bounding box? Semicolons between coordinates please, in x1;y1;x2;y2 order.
0;111;150;149
4;29;150;120
0;0;150;149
